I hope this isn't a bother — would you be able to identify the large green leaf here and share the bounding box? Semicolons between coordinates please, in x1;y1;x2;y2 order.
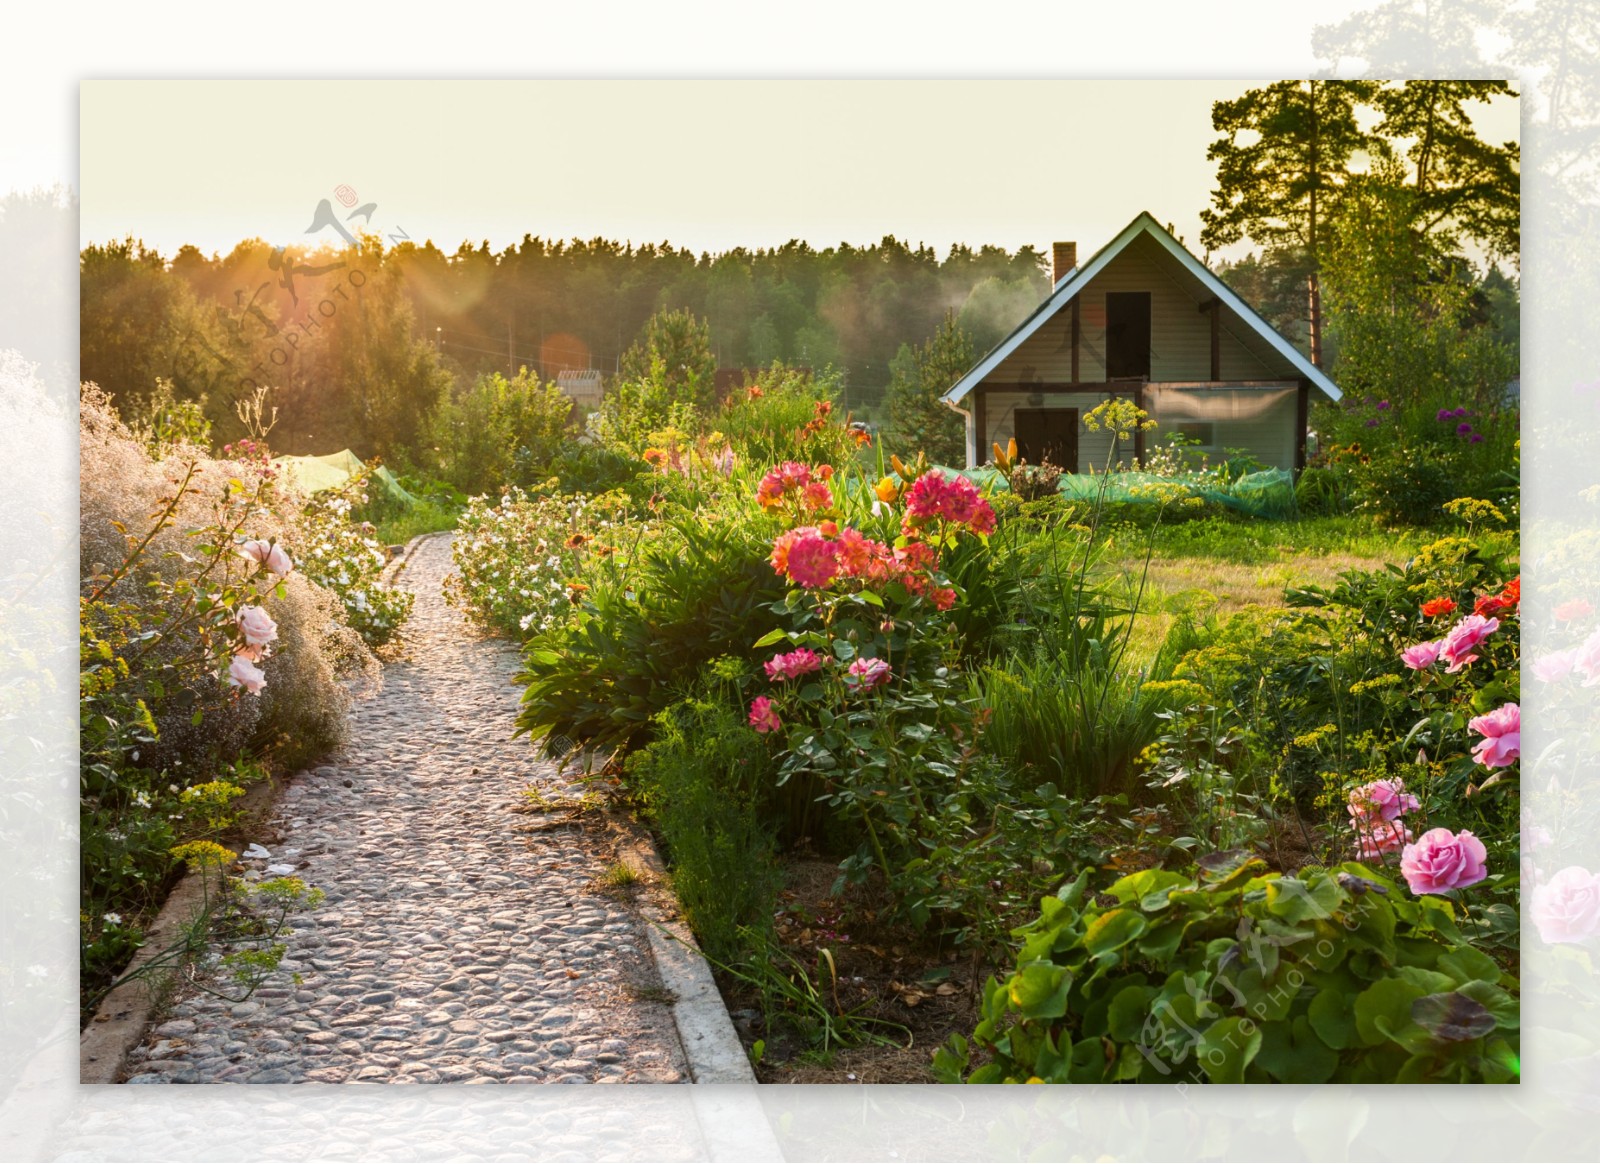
1255;1014;1339;1083
1083;909;1148;958
1007;962;1072;1019
1354;978;1428;1047
1308;986;1358;1050
1196;1017;1262;1084
1411;991;1497;1042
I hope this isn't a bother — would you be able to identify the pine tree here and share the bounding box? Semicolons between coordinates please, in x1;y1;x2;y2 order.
885;312;973;466
1200;80;1382;366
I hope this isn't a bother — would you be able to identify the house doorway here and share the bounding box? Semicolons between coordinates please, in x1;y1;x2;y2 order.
1013;408;1079;471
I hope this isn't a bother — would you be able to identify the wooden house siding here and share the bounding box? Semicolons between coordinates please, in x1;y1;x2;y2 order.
981;390;1121;471
983;235;1297;388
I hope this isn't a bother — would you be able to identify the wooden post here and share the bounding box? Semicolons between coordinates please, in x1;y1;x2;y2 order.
973;389;987;464
1210;299;1221;382
1295;379;1311;472
1070;299;1081;384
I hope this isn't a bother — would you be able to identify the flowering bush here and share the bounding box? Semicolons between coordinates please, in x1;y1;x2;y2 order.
79;384;370;1011
297;473;414;648
446;485;643;640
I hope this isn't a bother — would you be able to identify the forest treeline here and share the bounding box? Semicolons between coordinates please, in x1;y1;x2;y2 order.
74;79;1521;473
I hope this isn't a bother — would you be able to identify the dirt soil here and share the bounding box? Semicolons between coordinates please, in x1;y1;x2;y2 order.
712;858;1004;1085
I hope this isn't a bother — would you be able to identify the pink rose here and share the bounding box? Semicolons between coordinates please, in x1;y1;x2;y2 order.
785;535;840;590
226;653;267;694
1554;598;1594;622
1347;777;1420;824
238;538;294;576
1576;628;1600;687
845;657;891;691
1532;648;1577;684
1400;640;1442;670
748;696;781;734
1531;866;1600;945
1468;702;1520;769
1438;614;1499;673
1399;827;1488;895
235;604;279;647
1352;819;1412;861
764;648;823;682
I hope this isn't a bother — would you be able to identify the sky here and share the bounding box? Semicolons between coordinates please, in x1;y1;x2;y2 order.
80;79;1520;269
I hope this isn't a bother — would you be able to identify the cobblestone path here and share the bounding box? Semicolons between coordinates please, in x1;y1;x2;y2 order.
122;534;690;1086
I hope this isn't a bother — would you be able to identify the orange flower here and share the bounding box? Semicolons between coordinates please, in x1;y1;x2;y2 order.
1421;597;1457;618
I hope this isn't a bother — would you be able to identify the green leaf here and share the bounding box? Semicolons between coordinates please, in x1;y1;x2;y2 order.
857;589;884;607
1196;1017;1262;1084
1436;946;1501;988
1308;986;1357;1050
1107;983;1159;1042
1265;876;1344;925
1354;978;1428;1047
1007;962;1072;1019
1255;1014;1339;1084
191;709;204;726
751;627;790;649
1083;909;1148;958
1456;979;1519;1030
1107;868;1191;906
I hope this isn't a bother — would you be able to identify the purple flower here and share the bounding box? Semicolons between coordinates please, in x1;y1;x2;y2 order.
1457;422;1474;435
1376;400;1391;411
1453;407;1469;418
1436;409;1452;422
1365;419;1381;428
1470;433;1485;443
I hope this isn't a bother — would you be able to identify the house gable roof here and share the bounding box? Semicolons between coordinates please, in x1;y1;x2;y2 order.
942;211;1341;404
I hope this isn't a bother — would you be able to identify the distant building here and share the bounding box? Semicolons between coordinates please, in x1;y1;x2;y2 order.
556;369;605;413
942;212;1342;472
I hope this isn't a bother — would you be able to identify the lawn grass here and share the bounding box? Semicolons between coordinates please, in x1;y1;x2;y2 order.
373;498;461;546
1103;515;1440;666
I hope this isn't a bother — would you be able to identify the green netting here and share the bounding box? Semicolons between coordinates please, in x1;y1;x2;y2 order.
272;450;417;506
944;465;1298;520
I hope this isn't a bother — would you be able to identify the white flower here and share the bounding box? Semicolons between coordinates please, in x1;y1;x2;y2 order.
104;912;124;926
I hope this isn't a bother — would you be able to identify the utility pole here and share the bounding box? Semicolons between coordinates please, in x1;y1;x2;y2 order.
508;311;516;377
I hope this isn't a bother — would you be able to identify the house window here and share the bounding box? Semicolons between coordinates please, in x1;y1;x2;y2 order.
1172;421;1215;448
1105;292;1151;379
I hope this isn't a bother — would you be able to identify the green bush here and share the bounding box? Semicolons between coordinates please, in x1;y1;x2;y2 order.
626;693;780;963
935;857;1519;1084
429;367;576;495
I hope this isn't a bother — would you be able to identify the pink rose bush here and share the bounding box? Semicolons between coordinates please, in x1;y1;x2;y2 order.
1438;613;1500;672
1468;702;1519;768
236;604;279;650
237;537;294;577
748;696;781;734
845;657;891;692
764;648;823;682
1400;640;1441;670
1531;866;1600;945
227;653;268;694
1347;777;1420;824
1354;819;1413;861
1399;828;1488;894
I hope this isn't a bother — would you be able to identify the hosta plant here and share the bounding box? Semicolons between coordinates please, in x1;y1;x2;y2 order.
934;854;1519;1084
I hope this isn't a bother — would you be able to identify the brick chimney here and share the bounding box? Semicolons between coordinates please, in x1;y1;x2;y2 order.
1052;241;1077;285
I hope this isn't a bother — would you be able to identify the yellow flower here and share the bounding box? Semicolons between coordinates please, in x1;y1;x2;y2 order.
875;476;899;504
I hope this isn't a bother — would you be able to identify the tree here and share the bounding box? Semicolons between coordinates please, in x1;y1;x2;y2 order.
618;307;716;412
1370;80;1520;259
1200;80;1382;366
885;313;973;466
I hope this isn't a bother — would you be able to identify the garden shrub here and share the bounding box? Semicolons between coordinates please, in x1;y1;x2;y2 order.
934;857;1519;1084
626;691;781;963
297;472;414;649
428;367;577;496
79;383;377;1005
